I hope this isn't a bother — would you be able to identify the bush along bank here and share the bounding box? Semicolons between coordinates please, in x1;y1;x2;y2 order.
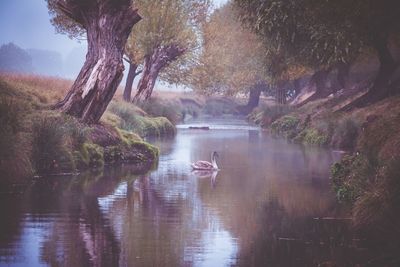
0;76;160;185
105;101;176;138
250;95;400;249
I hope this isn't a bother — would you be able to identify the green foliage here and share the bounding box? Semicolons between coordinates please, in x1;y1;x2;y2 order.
270;115;300;139
108;101;176;138
31;115;76;174
0;97;32;183
137;98;183;124
190;2;267;96
126;0;208;87
301;128;328;146
82;143;104;168
331;155;372;203
116;128;142;146
249;105;293;127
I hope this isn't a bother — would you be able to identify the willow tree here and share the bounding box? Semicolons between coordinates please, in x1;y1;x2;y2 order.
124;0;204;102
46;0;141;123
189;3;268;110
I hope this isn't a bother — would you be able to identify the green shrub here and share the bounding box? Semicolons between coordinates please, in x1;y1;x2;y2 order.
301;128;329;146
83;143;104;168
31;115;75;174
270;115;300;139
251;104;293;127
138;98;183;124
0;98;32;183
331;154;372;203
108;101;176;138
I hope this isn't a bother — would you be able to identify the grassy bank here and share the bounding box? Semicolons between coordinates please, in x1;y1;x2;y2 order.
0;74;166;185
250;92;400;245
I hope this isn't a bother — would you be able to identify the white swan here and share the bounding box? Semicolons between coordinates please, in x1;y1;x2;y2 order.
191;151;219;170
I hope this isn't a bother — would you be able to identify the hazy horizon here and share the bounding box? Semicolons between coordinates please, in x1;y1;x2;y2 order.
0;0;228;89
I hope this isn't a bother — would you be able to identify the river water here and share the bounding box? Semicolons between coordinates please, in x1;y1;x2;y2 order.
0;119;370;266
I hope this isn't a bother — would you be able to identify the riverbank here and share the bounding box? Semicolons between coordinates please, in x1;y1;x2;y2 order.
250;90;400;254
0;73;175;185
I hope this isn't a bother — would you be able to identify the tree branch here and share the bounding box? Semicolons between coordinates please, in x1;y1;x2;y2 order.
123;57;132;64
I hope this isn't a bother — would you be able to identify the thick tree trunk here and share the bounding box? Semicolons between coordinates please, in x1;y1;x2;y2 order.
238;82;265;114
247;84;262;108
339;34;399;111
132;45;185;102
123;63;138;102
53;1;141;124
363;34;398;101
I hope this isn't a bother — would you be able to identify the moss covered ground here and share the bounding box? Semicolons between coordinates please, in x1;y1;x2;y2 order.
0;74;165;184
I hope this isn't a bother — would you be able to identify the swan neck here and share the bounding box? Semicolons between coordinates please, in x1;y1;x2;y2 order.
211;155;218;169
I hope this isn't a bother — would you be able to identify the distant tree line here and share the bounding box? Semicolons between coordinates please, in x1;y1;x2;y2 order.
0;42;86;77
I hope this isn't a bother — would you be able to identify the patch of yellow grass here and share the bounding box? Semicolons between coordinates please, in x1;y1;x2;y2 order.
0;72;72;105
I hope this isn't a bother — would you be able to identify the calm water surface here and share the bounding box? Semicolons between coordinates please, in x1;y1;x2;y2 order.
0;119;369;266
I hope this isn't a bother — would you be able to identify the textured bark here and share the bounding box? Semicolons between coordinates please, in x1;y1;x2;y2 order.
247;84;262;108
53;0;141;123
123;63;138;102
237;82;266;115
132;45;185;102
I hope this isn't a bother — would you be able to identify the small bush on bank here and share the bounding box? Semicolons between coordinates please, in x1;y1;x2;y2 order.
270;115;301;139
249;104;293;127
331;155;372;203
301;128;329;146
31;115;76;174
137;98;183;124
107;101;176;138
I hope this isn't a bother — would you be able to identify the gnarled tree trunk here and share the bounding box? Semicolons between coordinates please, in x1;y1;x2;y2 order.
123;63;139;102
339;33;399;111
132;45;185;102
53;0;141;124
237;81;266;115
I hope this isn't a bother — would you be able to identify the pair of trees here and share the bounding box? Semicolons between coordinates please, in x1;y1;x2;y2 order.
235;0;400;106
47;0;208;123
122;0;207;102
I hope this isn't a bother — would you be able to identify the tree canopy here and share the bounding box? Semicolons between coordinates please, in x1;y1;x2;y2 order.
189;2;267;96
126;0;209;101
235;0;400;104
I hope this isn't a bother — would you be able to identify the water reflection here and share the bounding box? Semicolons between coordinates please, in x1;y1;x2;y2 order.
0;121;375;266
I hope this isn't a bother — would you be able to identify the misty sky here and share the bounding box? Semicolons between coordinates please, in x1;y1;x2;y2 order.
0;0;228;57
0;0;228;84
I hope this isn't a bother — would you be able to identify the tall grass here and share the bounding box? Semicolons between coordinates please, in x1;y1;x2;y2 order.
137;98;183;124
31;114;76;174
0;73;71;106
249;104;293;127
0;97;32;183
107;101;176;137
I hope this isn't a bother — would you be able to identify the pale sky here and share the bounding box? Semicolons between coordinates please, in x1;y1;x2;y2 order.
0;0;228;81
